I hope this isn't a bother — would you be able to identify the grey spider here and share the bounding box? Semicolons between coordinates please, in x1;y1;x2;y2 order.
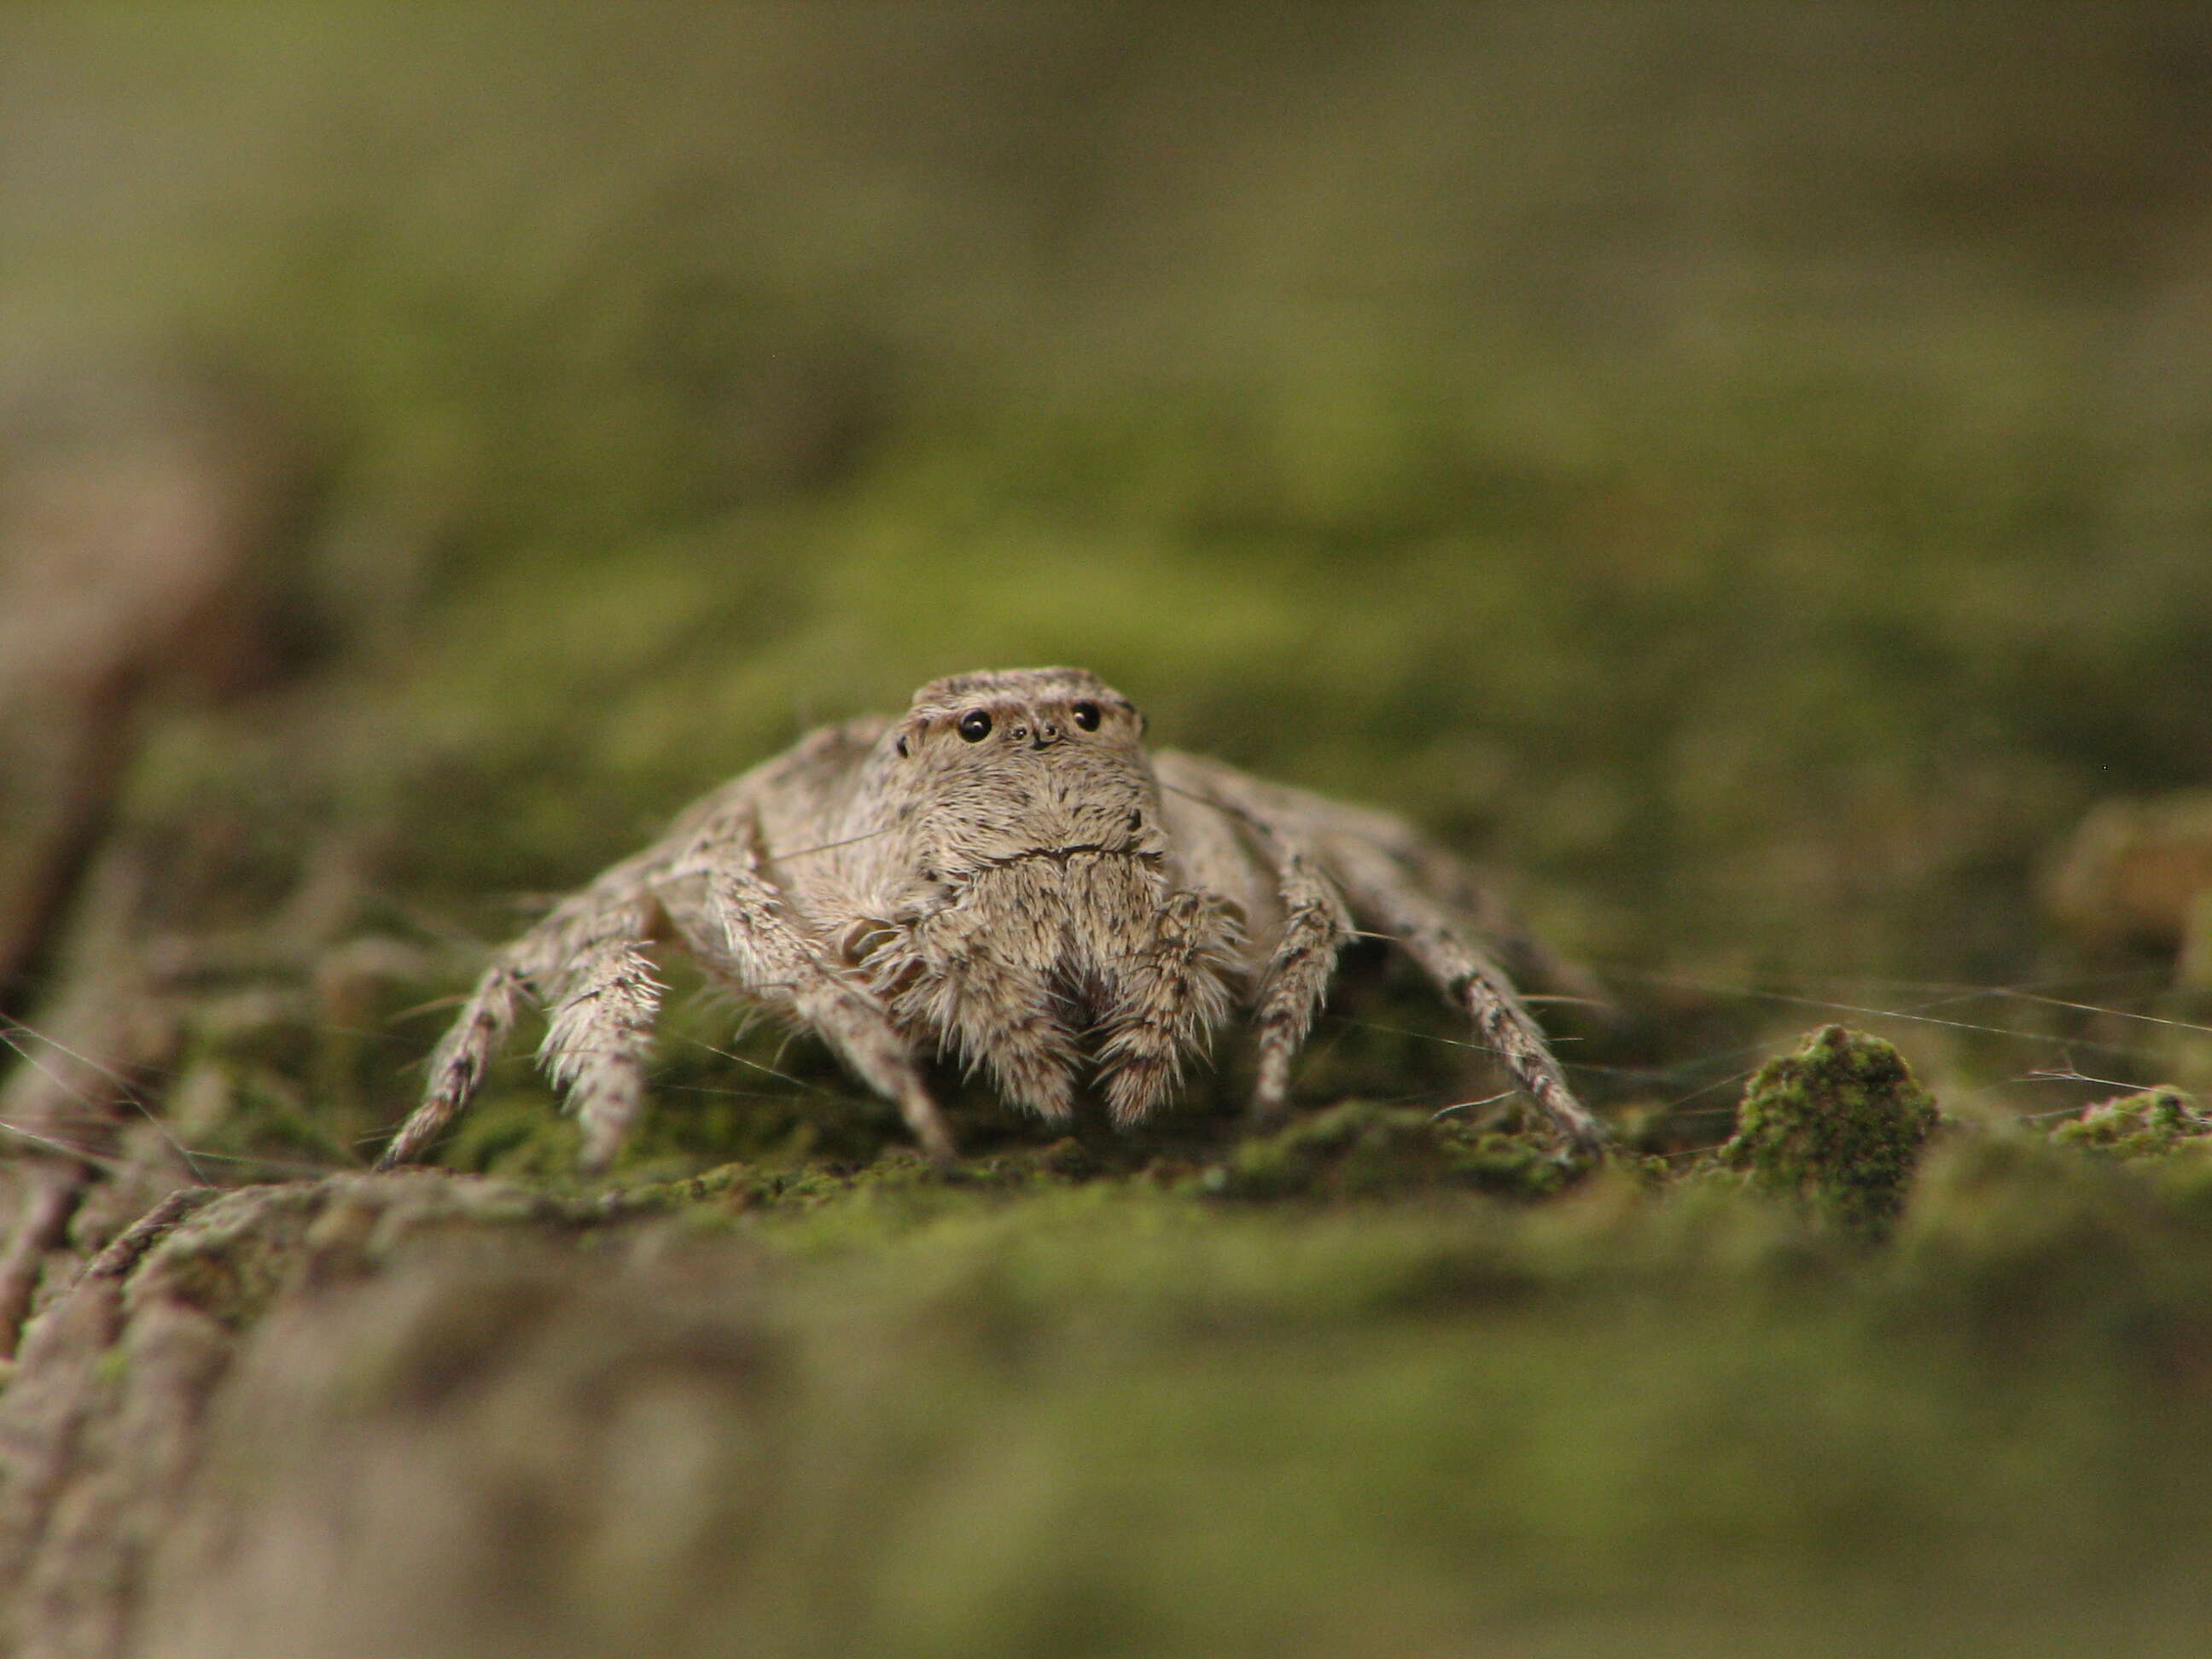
378;667;1605;1170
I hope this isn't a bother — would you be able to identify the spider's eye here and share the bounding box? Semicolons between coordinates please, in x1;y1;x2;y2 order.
1072;701;1101;731
958;709;992;742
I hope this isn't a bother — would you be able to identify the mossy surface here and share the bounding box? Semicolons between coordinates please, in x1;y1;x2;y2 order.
1200;1101;1578;1202
19;1025;2212;1657
2049;1087;2212;1159
106;1127;2212;1659
1720;1025;1942;1237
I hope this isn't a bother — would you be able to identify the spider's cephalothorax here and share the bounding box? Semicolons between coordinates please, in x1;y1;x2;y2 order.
379;667;1604;1171
835;669;1241;1127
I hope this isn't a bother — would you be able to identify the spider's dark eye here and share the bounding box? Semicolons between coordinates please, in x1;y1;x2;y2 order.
1072;701;1101;731
958;709;992;742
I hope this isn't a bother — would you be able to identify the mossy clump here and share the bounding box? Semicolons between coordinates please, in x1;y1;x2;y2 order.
1201;1101;1574;1202
2049;1087;2212;1159
1720;1024;1941;1237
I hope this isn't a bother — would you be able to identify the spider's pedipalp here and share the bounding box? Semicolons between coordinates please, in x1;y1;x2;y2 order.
1090;884;1243;1128
863;881;1083;1124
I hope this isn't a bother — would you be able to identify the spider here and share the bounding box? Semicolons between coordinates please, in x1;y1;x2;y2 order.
377;667;1605;1170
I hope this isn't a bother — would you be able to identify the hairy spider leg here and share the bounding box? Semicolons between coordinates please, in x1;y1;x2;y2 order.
661;824;955;1164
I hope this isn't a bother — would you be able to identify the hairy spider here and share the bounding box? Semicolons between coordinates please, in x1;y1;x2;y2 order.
378;667;1604;1169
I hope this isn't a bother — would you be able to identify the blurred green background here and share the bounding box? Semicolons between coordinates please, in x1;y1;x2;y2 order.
8;10;2212;1658
19;15;2212;885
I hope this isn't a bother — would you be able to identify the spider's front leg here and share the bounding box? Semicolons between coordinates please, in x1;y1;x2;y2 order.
1320;834;1606;1155
657;827;956;1164
1158;754;1604;1155
376;958;522;1170
377;886;664;1172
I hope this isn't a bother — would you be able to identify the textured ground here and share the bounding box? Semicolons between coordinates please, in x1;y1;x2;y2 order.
7;1058;2212;1659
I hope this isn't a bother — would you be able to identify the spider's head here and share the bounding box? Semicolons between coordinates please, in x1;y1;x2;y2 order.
881;667;1163;876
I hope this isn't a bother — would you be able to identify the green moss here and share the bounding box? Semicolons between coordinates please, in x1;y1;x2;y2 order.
1199;1102;1573;1203
200;1145;2212;1659
1721;1025;1942;1237
2049;1087;2212;1159
434;1088;592;1186
599;1138;1104;1243
53;1124;2212;1659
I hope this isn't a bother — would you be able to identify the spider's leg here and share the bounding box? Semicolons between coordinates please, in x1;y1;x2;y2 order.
1396;841;1613;1016
1236;838;1352;1126
1320;835;1604;1154
532;895;663;1171
1089;883;1243;1130
377;887;663;1172
375;957;525;1168
381;722;896;1173
662;835;955;1163
1158;754;1603;1155
1129;771;1346;1126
